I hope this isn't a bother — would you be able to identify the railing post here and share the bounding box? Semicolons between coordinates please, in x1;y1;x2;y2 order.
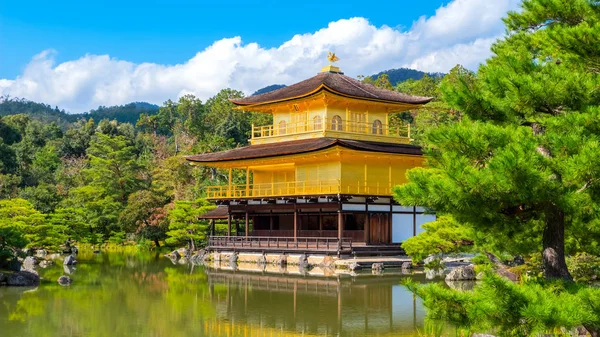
251;123;255;139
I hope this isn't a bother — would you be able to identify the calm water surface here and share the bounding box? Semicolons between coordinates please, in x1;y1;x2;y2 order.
0;251;445;337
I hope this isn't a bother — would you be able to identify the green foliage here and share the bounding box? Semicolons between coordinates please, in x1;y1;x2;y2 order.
85;133;146;202
407;272;600;337
567;253;600;285
165;199;215;248
108;231;127;245
395;0;600;280
402;216;474;263
0;198;66;253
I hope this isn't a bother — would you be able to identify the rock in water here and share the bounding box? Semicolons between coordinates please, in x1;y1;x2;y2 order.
229;252;238;264
401;262;413;270
176;248;190;258
372;263;384;272
7;271;40;287
21;256;38;273
58;275;72;286
63;255;77;266
445;265;477;281
39;260;53;268
0;272;6;283
348;262;361;271
36;249;47;258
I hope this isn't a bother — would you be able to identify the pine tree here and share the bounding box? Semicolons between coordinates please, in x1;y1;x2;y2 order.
394;0;600;281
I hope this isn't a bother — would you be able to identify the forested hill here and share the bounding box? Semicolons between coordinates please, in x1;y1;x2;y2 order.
0;97;159;127
251;68;443;96
369;68;444;86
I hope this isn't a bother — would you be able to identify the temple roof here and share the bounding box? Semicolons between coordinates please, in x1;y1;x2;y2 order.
231;72;433;107
198;206;229;219
185;138;422;163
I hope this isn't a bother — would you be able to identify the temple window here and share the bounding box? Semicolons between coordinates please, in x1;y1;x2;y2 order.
279;120;287;135
313;115;322;130
372;120;383;135
332;115;343;131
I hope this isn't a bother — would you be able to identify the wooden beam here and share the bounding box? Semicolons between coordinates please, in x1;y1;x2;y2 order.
245;211;249;238
293;207;298;242
365;211;370;245
227;213;232;236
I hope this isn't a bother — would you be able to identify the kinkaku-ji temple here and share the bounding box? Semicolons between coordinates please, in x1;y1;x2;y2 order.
186;54;436;255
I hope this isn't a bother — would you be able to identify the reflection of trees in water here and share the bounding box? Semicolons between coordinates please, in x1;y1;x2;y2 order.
2;252;434;337
2;252;216;337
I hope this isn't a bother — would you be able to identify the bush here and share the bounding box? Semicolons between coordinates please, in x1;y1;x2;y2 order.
568;253;600;285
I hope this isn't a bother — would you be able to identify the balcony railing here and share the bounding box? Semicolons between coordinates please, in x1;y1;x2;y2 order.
205;179;395;199
251;118;410;140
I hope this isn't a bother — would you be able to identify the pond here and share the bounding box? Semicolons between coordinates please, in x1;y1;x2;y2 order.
0;251;448;337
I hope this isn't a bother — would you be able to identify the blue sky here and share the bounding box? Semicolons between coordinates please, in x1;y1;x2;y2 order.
0;0;446;79
0;0;519;112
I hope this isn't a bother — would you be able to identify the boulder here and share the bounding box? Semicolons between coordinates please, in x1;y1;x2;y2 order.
229;252;238;264
176;248;190;258
0;272;6;283
165;250;181;260
35;249;47;258
401;262;413;270
5;258;22;272
512;255;525;266
6;271;40;287
71;246;79;255
63;255;77;266
348;262;361;271
58;275;72;286
39;260;53;268
21;256;38;272
372;263;384;272
190;250;208;264
445;265;477;281
423;254;442;265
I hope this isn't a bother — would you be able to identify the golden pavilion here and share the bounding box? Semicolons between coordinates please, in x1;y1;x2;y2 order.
186;54;436;255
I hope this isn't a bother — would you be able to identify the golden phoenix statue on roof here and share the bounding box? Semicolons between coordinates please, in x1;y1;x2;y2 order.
327;52;340;65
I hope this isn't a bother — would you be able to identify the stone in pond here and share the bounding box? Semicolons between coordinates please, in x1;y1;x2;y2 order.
58;275;72;286
445;265;477;281
6;271;40;287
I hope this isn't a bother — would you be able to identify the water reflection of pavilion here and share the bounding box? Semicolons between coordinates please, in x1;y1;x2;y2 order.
204;269;428;336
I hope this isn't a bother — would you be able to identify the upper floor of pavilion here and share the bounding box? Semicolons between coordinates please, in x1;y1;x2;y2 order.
232;56;432;145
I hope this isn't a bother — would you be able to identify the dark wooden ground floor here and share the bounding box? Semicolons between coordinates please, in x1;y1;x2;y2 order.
202;196;436;254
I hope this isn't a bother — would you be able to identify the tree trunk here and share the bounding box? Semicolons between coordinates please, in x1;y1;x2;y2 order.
154;239;160;248
189;238;196;252
542;206;572;281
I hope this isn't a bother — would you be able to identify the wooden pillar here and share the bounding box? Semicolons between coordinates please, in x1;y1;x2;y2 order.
227;213;232;236
228;168;232;197
245;211;249;238
337;209;344;240
319;209;323;235
235;218;240;236
210;219;215;236
246;167;250;197
269;211;273;233
293;208;298;242
365;212;370;245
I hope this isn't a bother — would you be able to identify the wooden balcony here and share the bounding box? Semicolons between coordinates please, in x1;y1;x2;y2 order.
205;179;394;199
250;118;411;145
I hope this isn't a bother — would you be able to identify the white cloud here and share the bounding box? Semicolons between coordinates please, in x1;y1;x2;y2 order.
0;0;519;113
